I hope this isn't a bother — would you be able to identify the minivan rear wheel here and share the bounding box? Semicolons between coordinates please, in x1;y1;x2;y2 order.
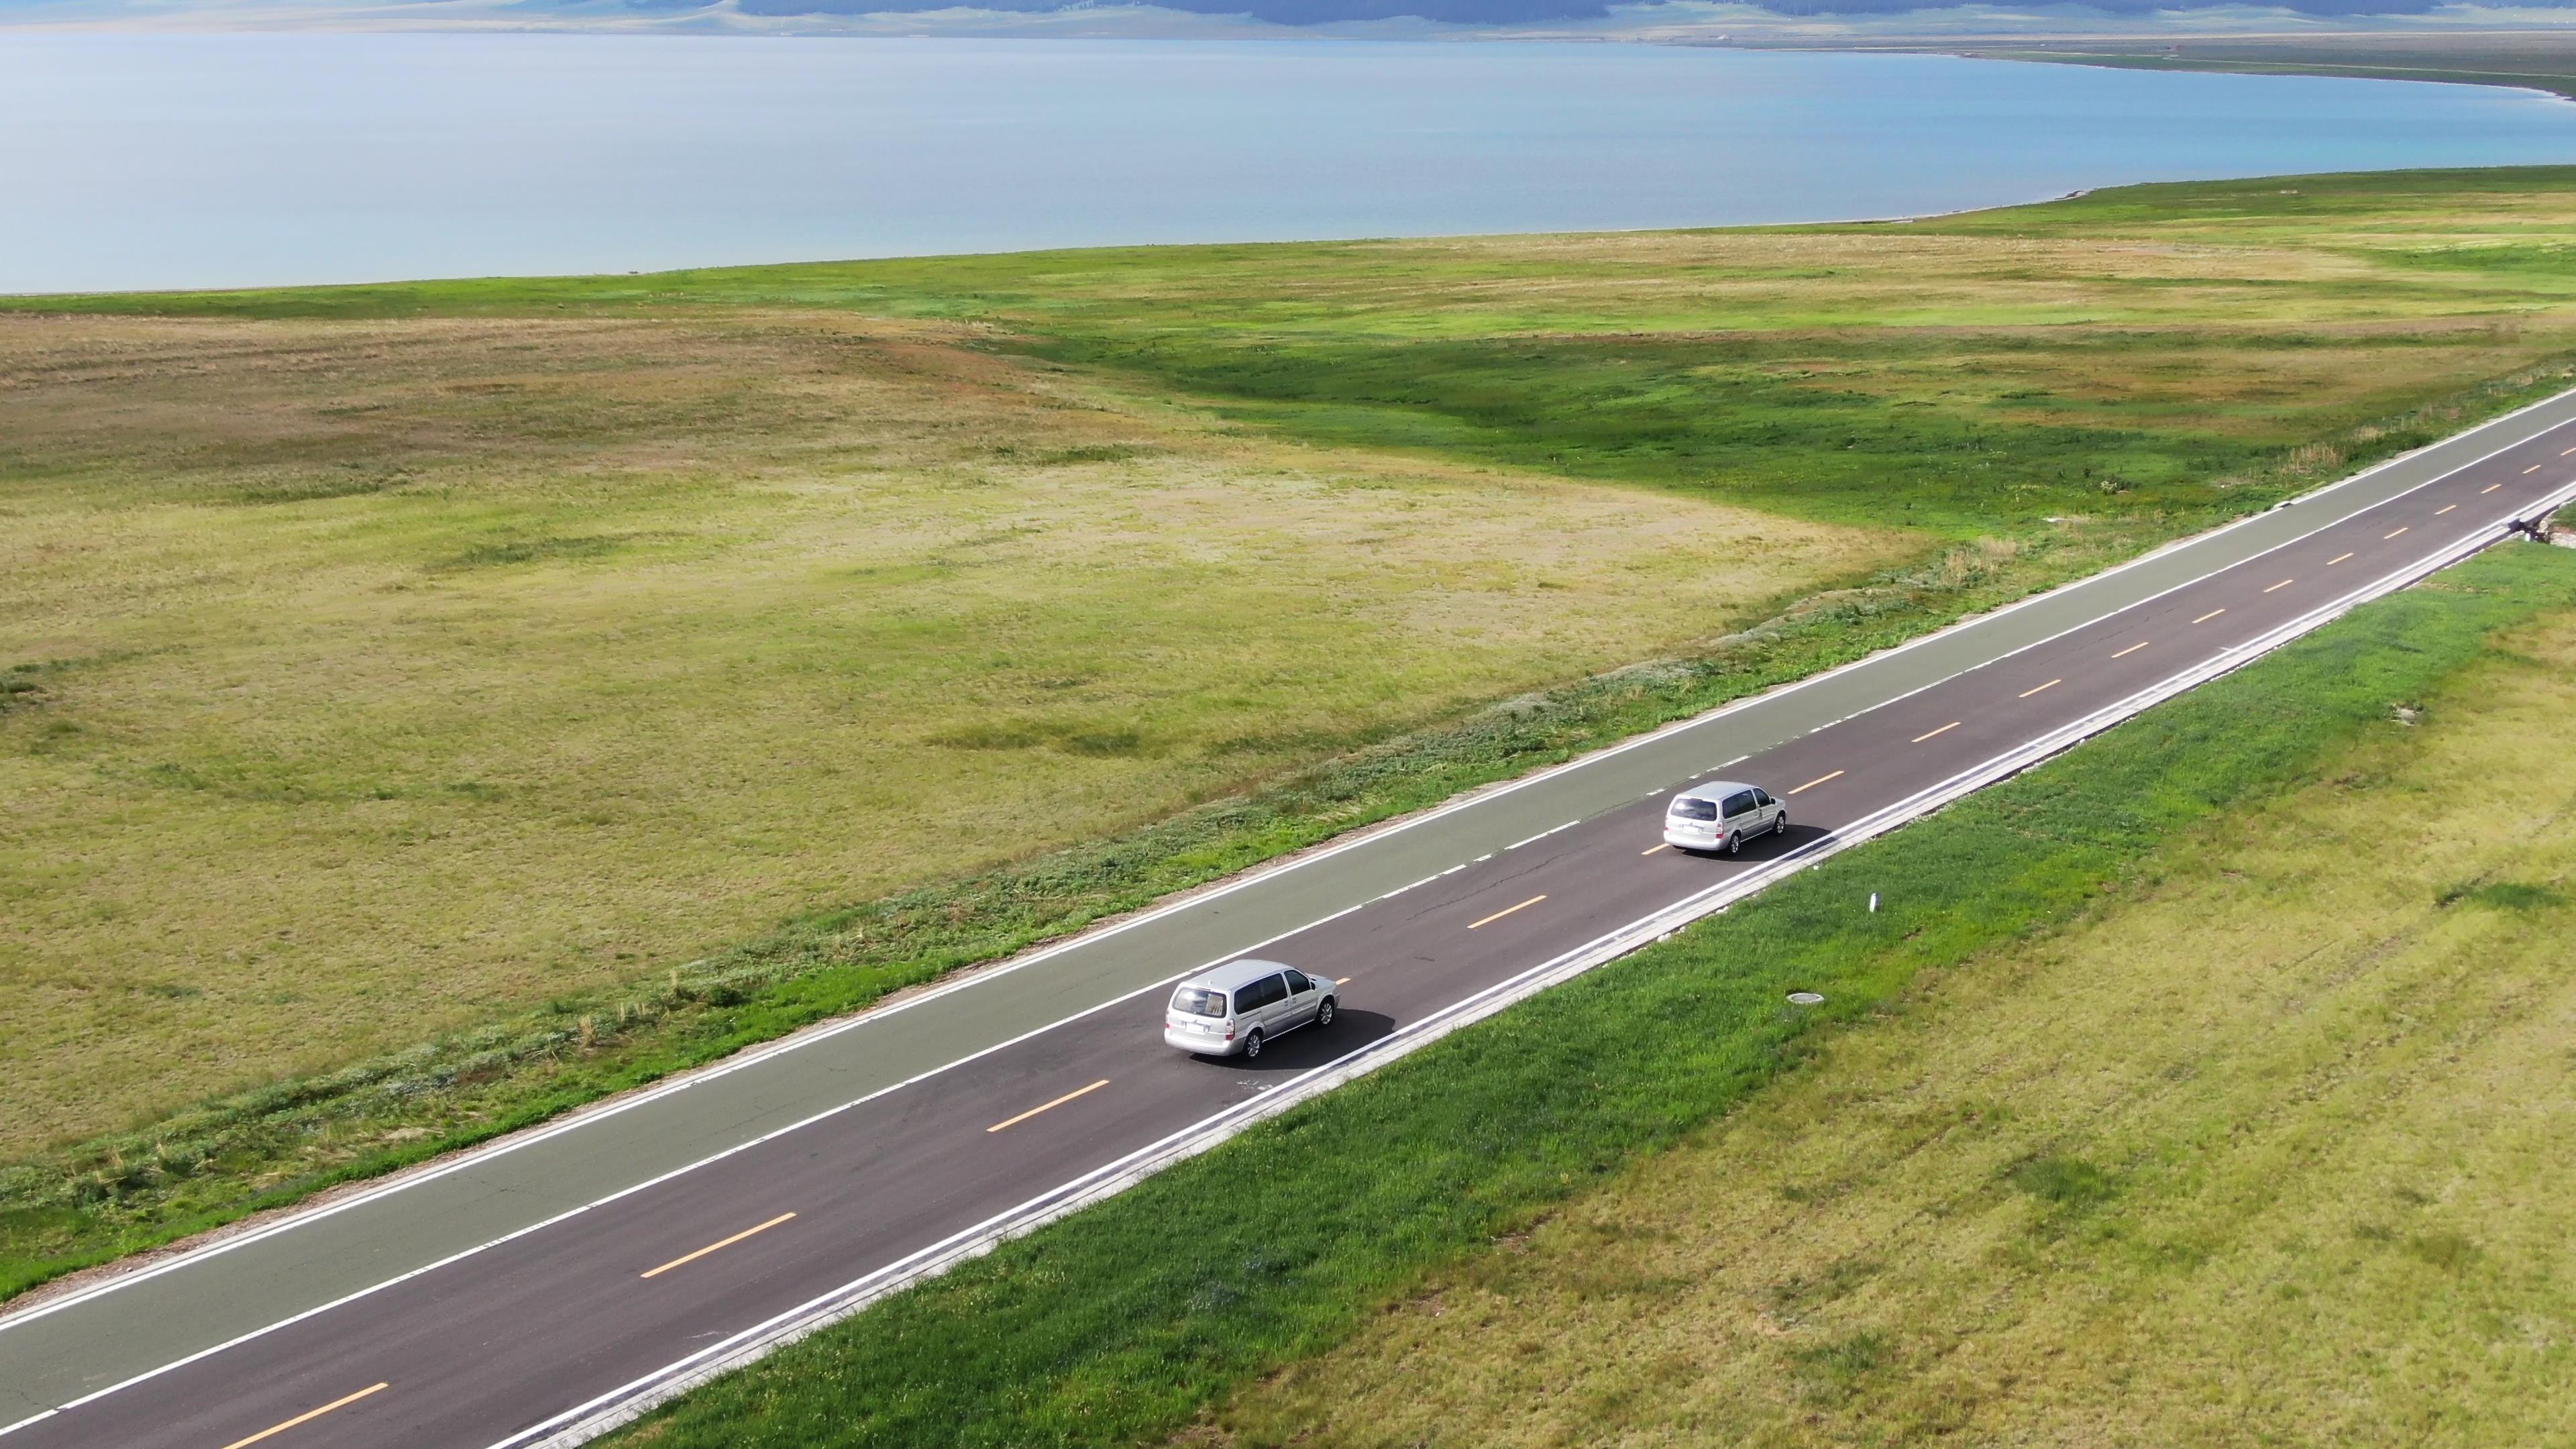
1316;997;1336;1028
1241;1028;1264;1061
1725;831;1741;856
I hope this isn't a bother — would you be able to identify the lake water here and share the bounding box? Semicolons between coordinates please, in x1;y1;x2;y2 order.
5;33;2574;293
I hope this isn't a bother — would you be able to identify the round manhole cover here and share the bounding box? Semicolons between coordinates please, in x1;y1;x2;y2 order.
1786;991;1825;1006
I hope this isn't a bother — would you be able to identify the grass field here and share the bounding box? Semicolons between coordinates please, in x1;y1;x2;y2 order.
0;313;1892;1157
7;165;2576;1298
596;545;2576;1449
36;168;2576;542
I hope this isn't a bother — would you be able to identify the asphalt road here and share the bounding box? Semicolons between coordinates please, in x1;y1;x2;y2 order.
7;392;2576;1449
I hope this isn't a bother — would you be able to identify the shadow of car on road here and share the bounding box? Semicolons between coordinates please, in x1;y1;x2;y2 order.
1672;821;1831;863
1197;1008;1399;1077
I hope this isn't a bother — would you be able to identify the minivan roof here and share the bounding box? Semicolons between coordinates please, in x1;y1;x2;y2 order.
1672;780;1756;802
1180;957;1295;993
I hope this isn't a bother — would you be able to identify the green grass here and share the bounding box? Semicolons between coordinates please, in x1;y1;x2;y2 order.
602;540;2576;1448
12;164;2576;1303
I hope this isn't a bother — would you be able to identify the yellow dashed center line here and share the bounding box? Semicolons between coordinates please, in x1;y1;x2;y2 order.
641;1212;798;1277
2263;578;2293;593
2563;446;2576;456
2434;504;2457;516
2483;484;2504;494
2192;608;2226;625
219;1383;390;1449
2384;527;2408;540
1640;843;1668;856
2327;552;2355;566
1469;895;1548;930
1787;769;1844;796
2112;641;2150;659
2019;678;2061;698
2527;464;2544;474
987;1080;1110;1135
1911;720;1960;743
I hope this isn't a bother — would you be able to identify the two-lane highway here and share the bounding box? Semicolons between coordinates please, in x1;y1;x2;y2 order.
8;396;2576;1449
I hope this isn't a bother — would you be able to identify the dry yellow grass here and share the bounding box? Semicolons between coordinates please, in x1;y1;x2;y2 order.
0;312;1900;1155
1204;600;2576;1448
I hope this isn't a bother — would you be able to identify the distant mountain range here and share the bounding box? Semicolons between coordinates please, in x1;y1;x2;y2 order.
7;0;2570;34
695;0;2539;19
649;0;2555;19
724;0;1611;22
722;0;1595;22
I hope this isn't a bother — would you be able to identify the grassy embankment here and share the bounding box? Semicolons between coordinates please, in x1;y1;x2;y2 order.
603;540;2576;1448
7;166;2576;1300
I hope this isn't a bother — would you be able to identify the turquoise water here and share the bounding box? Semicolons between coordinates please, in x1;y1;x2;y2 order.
5;33;2573;292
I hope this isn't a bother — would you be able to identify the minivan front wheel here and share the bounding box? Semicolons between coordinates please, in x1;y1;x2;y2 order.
1316;997;1336;1028
1774;810;1789;837
1241;1029;1264;1061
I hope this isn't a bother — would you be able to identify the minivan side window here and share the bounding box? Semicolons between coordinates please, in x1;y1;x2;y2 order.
1282;969;1311;994
1723;791;1757;818
1753;788;1774;807
1237;975;1283;1011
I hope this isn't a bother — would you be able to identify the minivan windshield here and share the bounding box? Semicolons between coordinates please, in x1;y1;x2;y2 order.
1668;798;1718;821
1172;986;1229;1018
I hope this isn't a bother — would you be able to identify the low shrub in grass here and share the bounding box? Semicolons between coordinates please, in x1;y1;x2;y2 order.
610;550;2576;1449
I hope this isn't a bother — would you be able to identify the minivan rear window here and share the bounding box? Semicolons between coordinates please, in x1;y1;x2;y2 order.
1669;798;1718;821
1172;987;1228;1018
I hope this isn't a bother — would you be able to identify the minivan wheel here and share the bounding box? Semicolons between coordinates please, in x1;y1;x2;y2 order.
1725;831;1741;857
1317;997;1336;1028
1774;811;1789;837
1242;1029;1264;1061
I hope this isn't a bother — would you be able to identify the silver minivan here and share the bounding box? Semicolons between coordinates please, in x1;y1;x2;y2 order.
1163;957;1337;1060
1662;780;1786;855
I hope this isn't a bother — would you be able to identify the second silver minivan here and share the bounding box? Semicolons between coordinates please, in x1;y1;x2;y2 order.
1163;958;1337;1060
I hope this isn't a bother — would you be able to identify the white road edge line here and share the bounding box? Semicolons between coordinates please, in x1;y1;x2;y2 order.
6;393;2571;1383
1378;871;1444;901
491;480;2576;1449
1505;820;1582;851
